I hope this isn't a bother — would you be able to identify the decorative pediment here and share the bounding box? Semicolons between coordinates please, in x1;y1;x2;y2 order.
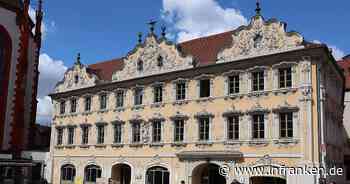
217;16;304;62
112;35;193;81
55;55;99;93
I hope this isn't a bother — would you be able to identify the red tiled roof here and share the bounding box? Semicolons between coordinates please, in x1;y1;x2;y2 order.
87;31;235;81
338;57;350;90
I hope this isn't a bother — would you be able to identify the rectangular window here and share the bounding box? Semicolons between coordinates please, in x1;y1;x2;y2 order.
152;121;162;142
228;75;240;94
174;119;184;142
252;114;265;139
100;94;107;110
134;88;143;106
252;71;264;91
116;91;124;108
132;122;141;143
81;126;89;145
70;99;77;113
199;117;210;141
85;96;91;112
279;67;292;88
60;101;66;114
280;112;293;138
199;79;211;98
176;82;186;101
97;125;105;144
57;128;63;145
154;85;163;103
114;124;122;144
67;127;74;145
227;116;239;140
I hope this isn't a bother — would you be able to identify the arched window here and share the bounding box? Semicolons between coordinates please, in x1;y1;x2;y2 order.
84;165;102;183
146;166;169;184
61;164;76;183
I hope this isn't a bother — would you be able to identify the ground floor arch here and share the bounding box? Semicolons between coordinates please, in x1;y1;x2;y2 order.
250;176;286;184
192;163;226;184
111;163;132;184
145;166;170;184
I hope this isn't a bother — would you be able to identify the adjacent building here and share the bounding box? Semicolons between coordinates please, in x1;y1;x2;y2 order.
0;0;43;183
49;5;346;184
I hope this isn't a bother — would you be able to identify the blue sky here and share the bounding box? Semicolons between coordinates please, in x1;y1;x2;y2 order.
35;0;350;124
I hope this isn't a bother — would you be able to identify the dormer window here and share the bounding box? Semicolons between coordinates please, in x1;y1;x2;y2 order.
74;75;79;84
137;59;143;71
157;55;163;67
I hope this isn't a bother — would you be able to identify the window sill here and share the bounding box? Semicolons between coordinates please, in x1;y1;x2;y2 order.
131;105;145;110
273;138;299;145
65;145;76;149
196;97;214;102
150;102;165;108
173;100;189;105
224;140;244;145
112;143;124;148
171;142;187;147
82;111;93;115
224;94;244;100
195;141;213;146
97;109;109;113
114;107;125;112
79;144;90;148
94;144;107;148
248;139;269;146
247;91;269;97
55;145;64;149
129;143;143;147
272;88;297;95
149;142;165;147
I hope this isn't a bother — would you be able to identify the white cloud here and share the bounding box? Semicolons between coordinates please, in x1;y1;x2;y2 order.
313;40;345;60
36;54;67;124
162;0;247;42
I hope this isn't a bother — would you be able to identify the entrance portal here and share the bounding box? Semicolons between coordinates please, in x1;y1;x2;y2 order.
111;164;131;184
192;163;226;184
250;176;286;184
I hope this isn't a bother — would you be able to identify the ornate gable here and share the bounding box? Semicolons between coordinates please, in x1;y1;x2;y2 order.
112;35;193;81
55;55;99;93
217;15;304;63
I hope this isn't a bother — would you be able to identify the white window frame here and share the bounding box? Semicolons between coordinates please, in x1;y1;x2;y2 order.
194;74;214;99
247;66;269;93
172;78;189;102
272;62;298;90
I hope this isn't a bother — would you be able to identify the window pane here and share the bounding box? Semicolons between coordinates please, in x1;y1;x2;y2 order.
114;124;122;143
134;88;143;105
60;101;65;114
280;112;293;138
85;97;91;111
153;121;162;142
116;91;124;108
97;126;104;144
100;94;107;109
199;118;209;141
154;86;163;103
132;122;141;143
200;79;210;98
176;82;186;100
252;115;264;139
229;75;240;94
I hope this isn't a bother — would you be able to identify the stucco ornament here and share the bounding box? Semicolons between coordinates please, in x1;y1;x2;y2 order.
217;16;304;62
112;35;193;81
55;62;99;93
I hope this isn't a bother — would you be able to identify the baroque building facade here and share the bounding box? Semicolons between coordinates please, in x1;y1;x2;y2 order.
49;8;346;184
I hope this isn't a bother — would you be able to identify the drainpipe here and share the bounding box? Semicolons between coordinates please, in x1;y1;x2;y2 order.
317;63;327;181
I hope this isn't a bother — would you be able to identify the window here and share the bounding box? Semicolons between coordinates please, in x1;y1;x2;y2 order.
116;91;124;108
227;116;239;140
199;79;211;98
176;82;186;100
134;88;143;106
57;128;63;145
60;101;66;114
67;127;74;145
97;125;105;144
154;85;163;103
199;117;210;141
174;119;184;142
146;166;169;184
157;55;163;67
100;93;107;110
81;126;89;145
74;75;79;84
85;96;91;112
132;122;141;143
280;112;293;138
252;71;264;91
114;123;122;144
61;165;76;182
70;98;77;113
137;59;143;71
252;114;265;139
228;75;240;94
152;121;162;142
84;165;102;183
279;67;292;88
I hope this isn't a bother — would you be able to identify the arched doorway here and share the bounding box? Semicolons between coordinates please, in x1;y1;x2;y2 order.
250;176;286;184
145;166;169;184
84;165;102;184
60;164;76;184
111;164;131;184
192;163;226;184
